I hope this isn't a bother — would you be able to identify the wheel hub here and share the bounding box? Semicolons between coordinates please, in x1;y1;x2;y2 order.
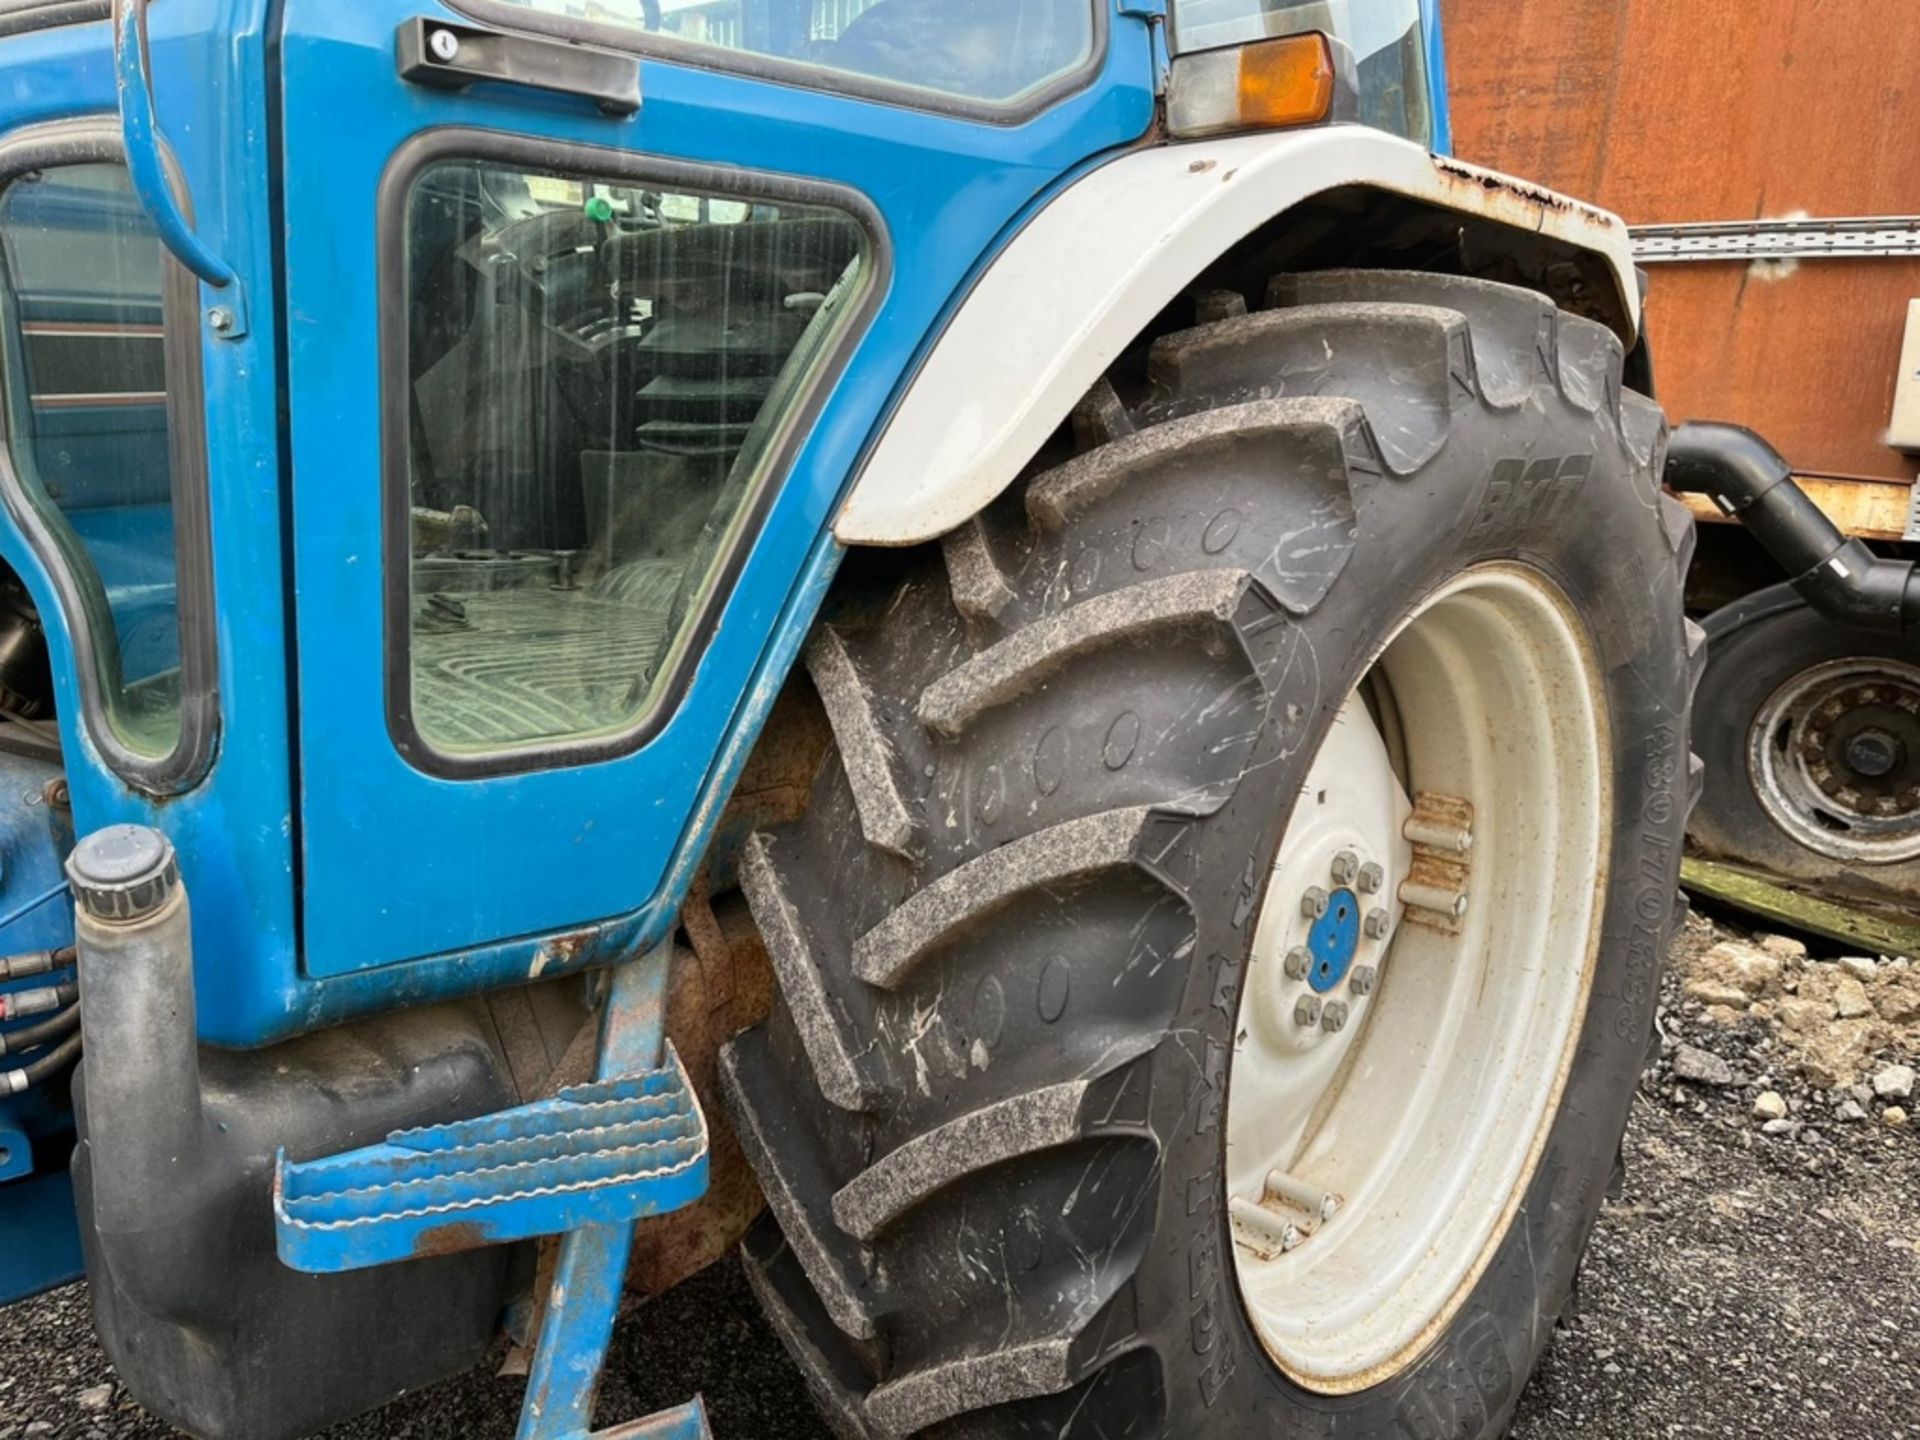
1844;728;1901;779
1244;713;1406;1067
1304;887;1362;993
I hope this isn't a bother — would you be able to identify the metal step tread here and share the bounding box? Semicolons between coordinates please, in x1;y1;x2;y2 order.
274;1042;708;1274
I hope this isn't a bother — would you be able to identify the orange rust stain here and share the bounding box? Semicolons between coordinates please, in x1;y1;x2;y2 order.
409;1220;491;1260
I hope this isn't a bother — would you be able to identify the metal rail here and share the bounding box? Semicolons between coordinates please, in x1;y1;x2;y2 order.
1631;215;1920;264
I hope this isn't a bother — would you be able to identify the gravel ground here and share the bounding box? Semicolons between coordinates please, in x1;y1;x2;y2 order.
3;908;1916;1440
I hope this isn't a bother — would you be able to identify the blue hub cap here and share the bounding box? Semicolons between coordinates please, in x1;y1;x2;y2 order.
1306;887;1361;993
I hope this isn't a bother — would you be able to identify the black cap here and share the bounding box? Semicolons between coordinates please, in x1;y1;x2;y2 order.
66;825;179;922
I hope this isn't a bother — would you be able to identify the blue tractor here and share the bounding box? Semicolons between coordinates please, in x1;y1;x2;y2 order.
0;0;1721;1435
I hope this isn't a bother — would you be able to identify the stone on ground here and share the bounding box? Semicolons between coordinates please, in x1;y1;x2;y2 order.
1837;955;1878;983
1673;1044;1736;1087
1872;1063;1916;1100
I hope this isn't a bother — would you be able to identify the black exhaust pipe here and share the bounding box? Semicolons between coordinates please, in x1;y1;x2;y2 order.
1665;420;1920;632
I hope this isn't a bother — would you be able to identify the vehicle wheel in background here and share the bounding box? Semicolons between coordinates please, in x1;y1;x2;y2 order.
1693;581;1920;898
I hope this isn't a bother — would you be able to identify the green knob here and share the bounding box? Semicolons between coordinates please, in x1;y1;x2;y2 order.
584;195;614;223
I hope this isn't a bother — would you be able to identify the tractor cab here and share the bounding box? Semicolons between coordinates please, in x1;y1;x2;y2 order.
0;0;1165;1379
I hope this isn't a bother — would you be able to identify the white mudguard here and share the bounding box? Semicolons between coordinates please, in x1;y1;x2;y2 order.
834;125;1640;547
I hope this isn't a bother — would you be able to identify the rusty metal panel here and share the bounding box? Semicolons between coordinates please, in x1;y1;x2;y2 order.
1444;0;1920;483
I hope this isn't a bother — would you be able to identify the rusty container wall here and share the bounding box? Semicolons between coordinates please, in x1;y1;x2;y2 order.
1443;0;1920;502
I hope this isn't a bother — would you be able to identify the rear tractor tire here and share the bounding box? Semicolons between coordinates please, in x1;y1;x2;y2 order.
721;270;1703;1437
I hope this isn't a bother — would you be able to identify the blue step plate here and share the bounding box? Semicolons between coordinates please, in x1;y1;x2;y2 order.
274;1042;708;1274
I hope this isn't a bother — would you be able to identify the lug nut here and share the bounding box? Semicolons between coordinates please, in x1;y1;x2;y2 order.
1282;946;1310;980
1329;850;1359;886
1321;1001;1349;1034
1363;907;1392;940
1300;886;1329;919
1293;995;1323;1028
1357;861;1385;894
1350;965;1377;996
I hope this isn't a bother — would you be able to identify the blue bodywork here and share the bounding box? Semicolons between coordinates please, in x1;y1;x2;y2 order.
0;0;1453;1300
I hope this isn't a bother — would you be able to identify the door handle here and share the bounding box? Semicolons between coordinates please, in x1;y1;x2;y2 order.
396;19;642;117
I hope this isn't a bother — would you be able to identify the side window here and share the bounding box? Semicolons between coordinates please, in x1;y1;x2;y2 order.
398;157;868;762
482;0;1096;106
0;163;191;761
1170;0;1432;142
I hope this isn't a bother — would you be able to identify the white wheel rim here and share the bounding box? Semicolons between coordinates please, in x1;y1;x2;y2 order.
1225;563;1611;1393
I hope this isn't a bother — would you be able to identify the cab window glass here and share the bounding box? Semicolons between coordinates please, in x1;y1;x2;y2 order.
490;0;1094;105
401;158;866;758
0;163;183;756
1171;0;1431;142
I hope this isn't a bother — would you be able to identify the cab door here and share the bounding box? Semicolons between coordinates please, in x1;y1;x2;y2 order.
279;0;1156;974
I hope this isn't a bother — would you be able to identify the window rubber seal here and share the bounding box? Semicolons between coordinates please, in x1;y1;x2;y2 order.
0;0;109;39
0;116;220;796
441;0;1108;127
380;125;889;780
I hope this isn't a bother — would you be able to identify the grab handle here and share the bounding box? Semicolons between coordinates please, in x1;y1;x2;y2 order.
113;0;238;291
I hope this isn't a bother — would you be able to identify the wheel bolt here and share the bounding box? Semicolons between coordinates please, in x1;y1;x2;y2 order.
1400;879;1469;919
1350;965;1377;996
1282;946;1310;980
1293;995;1322;1028
1357;861;1385;894
1320;1001;1349;1033
1329;850;1359;885
1363;907;1392;940
1301;886;1329;919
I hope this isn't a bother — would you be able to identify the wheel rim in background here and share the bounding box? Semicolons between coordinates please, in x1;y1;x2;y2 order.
1748;656;1920;864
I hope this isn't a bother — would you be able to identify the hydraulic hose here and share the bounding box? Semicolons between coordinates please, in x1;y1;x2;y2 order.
2;1028;78;1094
1665;421;1920;632
0;1002;77;1058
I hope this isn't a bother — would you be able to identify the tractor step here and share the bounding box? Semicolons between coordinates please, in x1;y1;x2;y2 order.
273;1042;709;1274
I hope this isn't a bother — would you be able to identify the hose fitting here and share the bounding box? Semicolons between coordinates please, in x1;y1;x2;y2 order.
1665;421;1920;632
0;981;74;1020
0;946;72;982
2;1030;79;1095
